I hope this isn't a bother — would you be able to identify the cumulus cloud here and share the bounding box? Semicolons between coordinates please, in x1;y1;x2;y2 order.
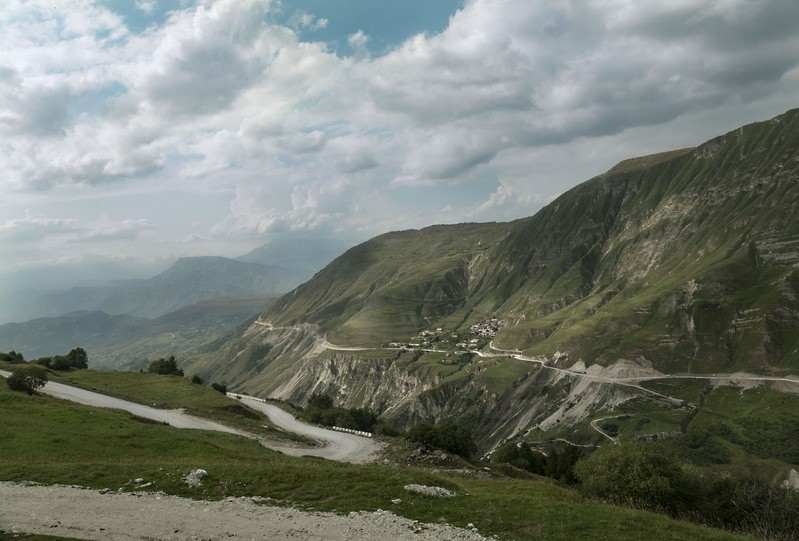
1;0;798;269
347;29;370;57
135;1;157;15
0;213;79;243
73;217;155;243
0;212;154;246
288;10;328;32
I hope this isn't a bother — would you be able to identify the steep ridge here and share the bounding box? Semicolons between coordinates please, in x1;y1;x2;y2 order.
264;223;514;344
193;109;799;449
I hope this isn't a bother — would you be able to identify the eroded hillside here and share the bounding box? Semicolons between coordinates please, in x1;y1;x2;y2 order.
191;109;799;451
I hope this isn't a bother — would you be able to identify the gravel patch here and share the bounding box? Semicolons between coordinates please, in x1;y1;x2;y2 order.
0;482;489;540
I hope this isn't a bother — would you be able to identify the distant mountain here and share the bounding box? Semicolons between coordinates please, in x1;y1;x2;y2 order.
0;238;351;325
4;256;297;323
0;294;274;369
191;108;799;450
0;310;146;359
237;237;353;277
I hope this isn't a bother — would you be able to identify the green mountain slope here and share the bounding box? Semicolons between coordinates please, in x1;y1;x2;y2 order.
258;109;799;373
193;108;799;450
265;223;514;343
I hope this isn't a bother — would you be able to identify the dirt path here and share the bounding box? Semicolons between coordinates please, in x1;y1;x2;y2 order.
0;482;488;541
0;370;378;463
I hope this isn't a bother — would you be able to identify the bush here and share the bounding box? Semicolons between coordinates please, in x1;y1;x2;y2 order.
147;356;184;376
211;382;227;394
307;393;334;410
191;374;204;385
699;476;799;540
301;393;380;433
492;442;548;475
408;420;476;458
6;364;48;395
574;441;692;513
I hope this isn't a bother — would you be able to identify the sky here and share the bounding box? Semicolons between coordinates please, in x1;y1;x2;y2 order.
1;0;798;277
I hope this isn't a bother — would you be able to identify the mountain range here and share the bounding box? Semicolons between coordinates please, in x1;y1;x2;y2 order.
187;108;799;449
0;237;353;364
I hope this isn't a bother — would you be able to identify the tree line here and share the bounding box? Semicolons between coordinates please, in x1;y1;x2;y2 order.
2;348;88;395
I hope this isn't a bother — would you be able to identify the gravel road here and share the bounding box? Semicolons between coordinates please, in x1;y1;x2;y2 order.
0;482;489;541
238;397;380;463
0;370;379;463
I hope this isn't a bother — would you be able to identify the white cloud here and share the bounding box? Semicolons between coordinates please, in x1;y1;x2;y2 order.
288;10;328;32
0;213;79;243
73;217;155;243
135;1;158;15
1;0;798;270
347;29;370;57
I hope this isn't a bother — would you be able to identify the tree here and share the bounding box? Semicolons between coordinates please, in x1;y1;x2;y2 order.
67;348;88;369
147;356;184;376
33;348;88;371
6;364;48;395
408;419;476;458
307;393;334;410
0;351;24;364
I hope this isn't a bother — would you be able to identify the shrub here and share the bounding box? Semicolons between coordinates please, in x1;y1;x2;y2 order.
408;420;476;458
574;441;692;513
211;382;227;394
6;364;48;395
147;356;184;376
191;374;204;385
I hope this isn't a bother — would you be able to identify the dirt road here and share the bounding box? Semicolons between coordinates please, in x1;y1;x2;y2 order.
0;482;488;541
238;397;380;463
0;370;378;463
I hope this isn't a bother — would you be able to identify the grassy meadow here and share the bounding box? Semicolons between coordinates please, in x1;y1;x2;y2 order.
0;369;752;541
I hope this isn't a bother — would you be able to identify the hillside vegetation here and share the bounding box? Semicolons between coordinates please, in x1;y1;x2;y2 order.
190;109;799;453
0;376;750;541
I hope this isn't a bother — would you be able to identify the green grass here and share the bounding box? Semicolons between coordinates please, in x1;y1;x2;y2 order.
474;357;533;394
44;369;306;441
0;382;750;541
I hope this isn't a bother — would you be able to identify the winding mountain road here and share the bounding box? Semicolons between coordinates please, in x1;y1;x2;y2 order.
0;370;378;463
235;396;380;463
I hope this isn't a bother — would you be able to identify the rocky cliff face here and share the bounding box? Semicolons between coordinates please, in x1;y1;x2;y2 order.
192;109;799;449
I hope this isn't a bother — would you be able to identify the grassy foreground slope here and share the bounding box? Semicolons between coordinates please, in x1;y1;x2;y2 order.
0;379;747;541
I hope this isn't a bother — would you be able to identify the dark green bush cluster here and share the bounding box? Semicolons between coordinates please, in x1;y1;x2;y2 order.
6;364;48;395
0;351;25;364
408;420;476;458
147;355;183;376
33;348;88;371
492;441;587;484
573;441;799;540
302;393;378;433
211;382;227;394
